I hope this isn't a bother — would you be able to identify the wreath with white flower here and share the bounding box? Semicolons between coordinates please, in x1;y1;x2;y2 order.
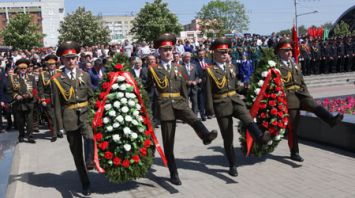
239;48;289;157
91;54;165;183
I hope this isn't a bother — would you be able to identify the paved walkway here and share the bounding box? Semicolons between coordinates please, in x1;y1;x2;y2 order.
5;117;355;198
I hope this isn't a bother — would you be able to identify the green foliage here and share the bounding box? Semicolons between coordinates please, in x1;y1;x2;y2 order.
333;21;352;37
197;0;249;38
1;13;44;50
58;7;110;46
130;0;183;43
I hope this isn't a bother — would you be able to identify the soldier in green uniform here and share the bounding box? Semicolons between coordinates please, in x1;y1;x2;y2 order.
147;33;218;185
52;41;93;196
276;38;344;162
205;38;271;177
8;59;36;143
38;54;63;142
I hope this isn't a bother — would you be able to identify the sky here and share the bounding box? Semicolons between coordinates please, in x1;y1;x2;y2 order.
65;0;354;35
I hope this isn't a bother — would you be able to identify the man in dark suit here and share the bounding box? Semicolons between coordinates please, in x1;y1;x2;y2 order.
52;41;93;196
276;38;344;162
205;38;271;177
38;54;63;142
181;52;198;115
147;33;218;185
7;59;37;143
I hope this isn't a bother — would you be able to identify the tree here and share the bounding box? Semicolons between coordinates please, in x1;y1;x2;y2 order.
197;0;249;38
58;7;110;46
130;0;182;43
1;13;44;50
333;20;351;37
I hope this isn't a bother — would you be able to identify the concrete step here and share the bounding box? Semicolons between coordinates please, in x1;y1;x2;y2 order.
304;72;355;88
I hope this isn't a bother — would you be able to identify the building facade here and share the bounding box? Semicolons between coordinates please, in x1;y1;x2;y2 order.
0;0;64;47
101;15;135;43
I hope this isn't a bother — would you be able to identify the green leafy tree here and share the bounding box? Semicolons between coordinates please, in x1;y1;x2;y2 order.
1;13;44;50
130;0;182;43
58;7;110;46
197;0;249;38
333;21;351;37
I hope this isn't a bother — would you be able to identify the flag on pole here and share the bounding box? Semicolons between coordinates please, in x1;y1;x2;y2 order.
292;24;300;64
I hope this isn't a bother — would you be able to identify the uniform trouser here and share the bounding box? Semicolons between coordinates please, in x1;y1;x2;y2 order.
329;59;337;73
344;57;351;72
43;105;59;137
16;109;33;139
197;88;206;119
161;107;204;175
1;107;13;130
66;130;90;187
188;89;198;115
304;59;311;75
216;103;253;167
322;59;329;74
337;58;344;72
311;60;320;74
151;91;160;125
32;103;40;131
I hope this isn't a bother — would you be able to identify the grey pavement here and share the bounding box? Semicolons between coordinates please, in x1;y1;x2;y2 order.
5;117;355;198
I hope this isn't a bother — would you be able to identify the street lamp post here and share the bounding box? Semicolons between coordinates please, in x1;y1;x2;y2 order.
294;0;319;36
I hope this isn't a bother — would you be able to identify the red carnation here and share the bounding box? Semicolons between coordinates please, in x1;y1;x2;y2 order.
277;97;284;103
260;112;266;119
132;155;140;163
144;139;151;148
108;72;116;80
113;157;121;166
145;130;152;136
269;100;276;107
96;118;103;127
140;148;147;156
95;100;103;109
272;120;278;126
95;133;103;141
275;86;281;92
102;82;110;90
278;111;284;118
262;121;268;128
269;127;277;134
278;105;284;111
278;122;285;128
283;117;289;123
122;159;130;168
104;151;113;160
99;92;106;99
99;141;109;150
260;103;267;109
270;93;277;99
115;63;124;71
270;108;278;116
274;78;281;85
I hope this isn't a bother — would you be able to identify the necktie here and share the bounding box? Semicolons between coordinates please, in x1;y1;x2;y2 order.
70;71;75;80
186;64;190;75
166;64;170;72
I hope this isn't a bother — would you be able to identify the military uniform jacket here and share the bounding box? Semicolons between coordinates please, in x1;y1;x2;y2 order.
205;62;245;117
38;70;60;106
147;62;190;121
52;68;94;132
280;60;312;109
7;74;37;111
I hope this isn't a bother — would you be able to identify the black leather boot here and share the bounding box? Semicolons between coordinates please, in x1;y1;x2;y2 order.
191;120;218;145
82;182;91;196
84;139;95;170
314;106;344;128
170;172;182;185
246;122;271;144
228;166;238;177
290;152;304;162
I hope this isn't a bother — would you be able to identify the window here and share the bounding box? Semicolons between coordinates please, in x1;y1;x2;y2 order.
59;8;64;13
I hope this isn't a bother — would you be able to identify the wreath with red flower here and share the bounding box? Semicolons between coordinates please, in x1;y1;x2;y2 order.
91;54;166;183
239;49;289;157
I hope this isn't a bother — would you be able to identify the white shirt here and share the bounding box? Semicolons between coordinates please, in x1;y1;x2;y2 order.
65;67;77;79
134;68;141;77
215;61;226;71
161;60;172;71
184;62;191;75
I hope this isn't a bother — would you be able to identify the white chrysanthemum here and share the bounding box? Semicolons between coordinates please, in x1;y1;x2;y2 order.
274;134;281;141
129;93;136;98
115;115;124;123
117;76;126;82
133;110;140;117
254;88;261;95
136;104;141;110
104;104;112;111
128;100;135;107
103;117;110;124
132;120;138;126
123;127;131;135
123;144;131;151
138;116;144;122
120;98;128;104
112;134;121;142
268;60;276;67
113;122;120;128
108;110;116;117
138;127;145;133
279;129;286;135
113;101;120;108
261;71;269;78
106;126;113;132
121;106;129;113
119;84;127;91
116;92;124;99
125;115;132;122
111;83;119;90
267;140;273;146
125;93;132;98
257;80;264;87
131;132;138;140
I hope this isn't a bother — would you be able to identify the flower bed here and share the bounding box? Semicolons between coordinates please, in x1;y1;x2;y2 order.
316;96;355;115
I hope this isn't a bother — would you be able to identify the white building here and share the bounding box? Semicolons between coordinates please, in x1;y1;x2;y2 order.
101;15;135;43
0;0;64;47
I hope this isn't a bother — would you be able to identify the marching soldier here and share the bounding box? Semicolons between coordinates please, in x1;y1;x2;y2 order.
147;33;218;185
52;41;93;196
276;38;344;162
8;59;36;143
205;38;271;177
38;54;63;142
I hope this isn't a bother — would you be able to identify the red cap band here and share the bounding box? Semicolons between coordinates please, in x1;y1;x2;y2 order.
215;44;229;50
160;41;173;47
279;43;292;50
62;49;77;56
